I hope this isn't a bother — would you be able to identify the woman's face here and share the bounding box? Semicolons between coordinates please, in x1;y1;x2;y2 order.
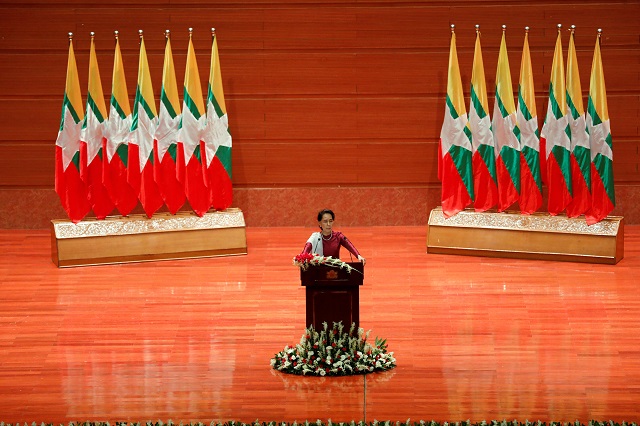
319;213;334;235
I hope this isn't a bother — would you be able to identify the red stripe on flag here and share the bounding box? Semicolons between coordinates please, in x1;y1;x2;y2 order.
80;140;114;219
440;146;472;218
585;163;615;225
154;140;186;215
55;145;91;223
472;152;497;212
496;156;518;212
546;154;572;216
140;162;164;218
519;153;542;215
566;155;592;218
207;156;233;211
103;142;138;217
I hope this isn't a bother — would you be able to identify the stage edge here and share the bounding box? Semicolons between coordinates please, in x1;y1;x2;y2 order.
51;209;247;267
426;207;624;264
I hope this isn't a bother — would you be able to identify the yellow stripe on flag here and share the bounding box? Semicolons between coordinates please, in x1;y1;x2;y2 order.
137;37;157;117
519;31;536;117
209;34;227;116
66;40;84;121
550;31;567;114
185;36;205;116
112;37;131;116
471;31;489;115
496;32;516;115
589;33;609;122
162;36;181;115
567;31;584;115
88;36;108;119
447;31;466;117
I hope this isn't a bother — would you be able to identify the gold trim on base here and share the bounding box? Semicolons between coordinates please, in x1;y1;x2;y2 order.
427;207;624;264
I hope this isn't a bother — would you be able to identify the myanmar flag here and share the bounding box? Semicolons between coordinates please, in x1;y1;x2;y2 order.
469;27;497;212
129;33;164;218
154;31;186;215
492;28;521;212
585;30;615;225
104;33;139;216
177;30;210;217
517;28;542;215
565;28;592;218
55;34;91;223
540;28;572;215
203;29;233;211
80;34;115;219
438;27;473;218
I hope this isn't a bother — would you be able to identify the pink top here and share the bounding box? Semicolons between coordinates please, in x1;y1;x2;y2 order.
302;231;361;259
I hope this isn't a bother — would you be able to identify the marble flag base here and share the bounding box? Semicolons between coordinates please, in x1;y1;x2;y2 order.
51;209;247;267
427;207;624;264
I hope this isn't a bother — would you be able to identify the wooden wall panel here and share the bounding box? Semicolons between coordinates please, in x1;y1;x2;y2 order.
0;0;638;199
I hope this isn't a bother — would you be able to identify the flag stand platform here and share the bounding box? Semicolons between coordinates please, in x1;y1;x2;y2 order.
51;208;247;267
427;206;624;264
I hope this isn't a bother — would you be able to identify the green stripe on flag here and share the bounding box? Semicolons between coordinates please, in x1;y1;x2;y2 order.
71;151;81;172
448;145;474;200
132;87;156;130
110;96;128;120
184;90;203;120
86;94;105;123
194;143;203;163
587;96;602;126
522;145;542;192
518;88;533;121
116;143;128;167
208;86;225;119
499;145;521;193
566;94;581;120
445;95;459;120
574;145;592;189
470;86;487;119
594;153;615;205
495;92;509;119
161;89;178;119
477;144;497;183
60;94;82;130
551;145;573;196
168;143;178;162
549;83;563;120
216;146;233;177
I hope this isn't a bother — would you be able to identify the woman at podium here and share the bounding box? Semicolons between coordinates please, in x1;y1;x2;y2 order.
301;209;366;265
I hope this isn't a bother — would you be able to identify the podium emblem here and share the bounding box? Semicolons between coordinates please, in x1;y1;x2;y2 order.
325;270;339;280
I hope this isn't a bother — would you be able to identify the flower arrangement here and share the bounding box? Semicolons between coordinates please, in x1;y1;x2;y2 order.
293;253;361;274
270;322;396;376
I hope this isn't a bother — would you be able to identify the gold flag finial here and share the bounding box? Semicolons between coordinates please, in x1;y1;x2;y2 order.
165;29;170;39
90;31;95;39
114;30;119;41
450;24;455;33
138;29;143;39
557;23;562;32
525;26;530;33
68;32;73;41
189;27;193;38
570;24;576;34
597;28;603;39
502;24;507;33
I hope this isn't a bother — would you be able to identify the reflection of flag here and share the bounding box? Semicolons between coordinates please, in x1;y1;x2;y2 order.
517;28;542;215
80;34;114;219
438;27;473;218
585;30;615;225
105;33;139;216
492;28;520;212
55;35;91;223
565;28;591;218
204;29;233;211
177;30;210;217
130;32;163;218
469;27;497;212
154;31;186;215
540;28;572;215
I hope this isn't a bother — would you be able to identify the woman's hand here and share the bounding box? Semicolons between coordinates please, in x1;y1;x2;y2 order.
358;255;366;266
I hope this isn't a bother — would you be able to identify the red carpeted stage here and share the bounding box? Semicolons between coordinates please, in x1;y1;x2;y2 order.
1;226;639;422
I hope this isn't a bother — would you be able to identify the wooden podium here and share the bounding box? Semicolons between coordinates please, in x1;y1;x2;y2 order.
300;263;364;330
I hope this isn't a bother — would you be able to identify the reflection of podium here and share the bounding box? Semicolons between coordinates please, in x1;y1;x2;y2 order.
300;263;364;330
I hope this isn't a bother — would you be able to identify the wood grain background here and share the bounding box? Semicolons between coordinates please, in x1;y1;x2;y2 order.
0;1;638;227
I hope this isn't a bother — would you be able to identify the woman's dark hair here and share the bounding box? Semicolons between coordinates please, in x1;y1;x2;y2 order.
317;209;335;221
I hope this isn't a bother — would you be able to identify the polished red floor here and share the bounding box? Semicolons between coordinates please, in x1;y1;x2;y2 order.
1;226;639;422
